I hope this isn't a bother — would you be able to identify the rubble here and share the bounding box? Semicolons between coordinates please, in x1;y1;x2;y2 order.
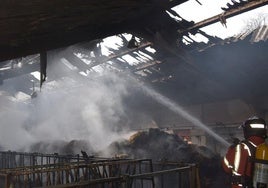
106;128;229;188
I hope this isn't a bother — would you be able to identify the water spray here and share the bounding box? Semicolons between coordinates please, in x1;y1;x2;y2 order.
139;83;230;147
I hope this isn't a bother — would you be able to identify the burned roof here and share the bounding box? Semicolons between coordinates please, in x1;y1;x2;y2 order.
0;0;268;110
0;0;190;62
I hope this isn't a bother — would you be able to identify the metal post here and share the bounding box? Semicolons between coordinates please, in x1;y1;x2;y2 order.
5;173;11;188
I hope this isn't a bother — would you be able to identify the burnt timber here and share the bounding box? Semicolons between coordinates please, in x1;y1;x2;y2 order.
0;0;267;62
0;0;268;109
0;0;188;62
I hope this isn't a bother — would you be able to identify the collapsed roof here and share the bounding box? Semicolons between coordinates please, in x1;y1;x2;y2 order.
0;0;268;112
1;0;192;61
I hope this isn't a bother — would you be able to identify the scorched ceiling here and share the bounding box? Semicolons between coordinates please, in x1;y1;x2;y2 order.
0;0;268;114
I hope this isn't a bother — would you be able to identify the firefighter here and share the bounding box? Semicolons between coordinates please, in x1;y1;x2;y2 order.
222;117;267;188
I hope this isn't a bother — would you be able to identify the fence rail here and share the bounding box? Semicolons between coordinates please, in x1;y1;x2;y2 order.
0;151;200;188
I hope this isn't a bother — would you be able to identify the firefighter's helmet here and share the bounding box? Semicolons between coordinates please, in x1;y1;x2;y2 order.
242;117;267;139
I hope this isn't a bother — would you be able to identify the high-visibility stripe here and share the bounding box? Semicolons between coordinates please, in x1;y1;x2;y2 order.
248;140;257;147
242;143;252;156
234;144;241;172
249;123;265;128
233;171;242;176
224;156;233;168
233;142;257;175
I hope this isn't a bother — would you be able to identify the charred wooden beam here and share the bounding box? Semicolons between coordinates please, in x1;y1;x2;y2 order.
40;51;47;88
178;0;268;34
135;60;162;71
0;0;187;62
88;42;152;69
62;48;91;72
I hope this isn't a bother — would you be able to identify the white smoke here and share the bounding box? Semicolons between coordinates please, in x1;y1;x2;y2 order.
0;95;34;150
0;59;140;154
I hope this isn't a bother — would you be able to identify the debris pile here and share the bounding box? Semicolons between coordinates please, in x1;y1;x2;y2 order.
27;128;229;188
108;128;213;161
106;128;229;188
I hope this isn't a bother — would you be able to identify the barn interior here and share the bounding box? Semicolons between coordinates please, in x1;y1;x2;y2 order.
0;0;268;187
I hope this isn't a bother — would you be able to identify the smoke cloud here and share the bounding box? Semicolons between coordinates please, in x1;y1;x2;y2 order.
0;53;159;154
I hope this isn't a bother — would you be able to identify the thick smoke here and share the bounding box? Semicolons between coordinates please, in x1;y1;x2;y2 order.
0;54;158;154
0;94;34;150
28;74;129;152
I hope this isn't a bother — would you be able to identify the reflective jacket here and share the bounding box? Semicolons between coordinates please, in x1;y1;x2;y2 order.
222;136;264;188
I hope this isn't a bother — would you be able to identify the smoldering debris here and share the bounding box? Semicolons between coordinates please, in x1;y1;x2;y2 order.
27;128;228;187
107;128;212;161
105;128;228;188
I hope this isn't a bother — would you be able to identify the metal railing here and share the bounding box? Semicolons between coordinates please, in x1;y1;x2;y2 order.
0;151;85;169
0;151;200;188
